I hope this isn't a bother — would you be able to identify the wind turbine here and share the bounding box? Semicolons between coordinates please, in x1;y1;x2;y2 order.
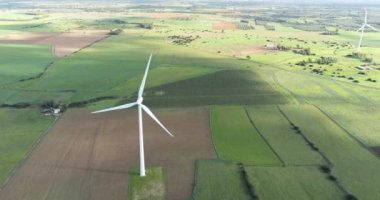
92;54;174;177
357;10;377;50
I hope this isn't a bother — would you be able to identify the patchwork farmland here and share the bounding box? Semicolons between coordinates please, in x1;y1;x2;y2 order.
0;1;380;200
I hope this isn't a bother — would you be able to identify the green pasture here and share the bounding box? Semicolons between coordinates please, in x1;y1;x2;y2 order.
0;108;54;185
210;106;282;165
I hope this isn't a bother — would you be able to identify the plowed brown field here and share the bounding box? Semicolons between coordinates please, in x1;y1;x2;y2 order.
0;107;214;200
0;30;108;58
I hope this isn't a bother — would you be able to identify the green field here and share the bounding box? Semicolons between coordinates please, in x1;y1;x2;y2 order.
0;108;54;185
320;104;380;146
246;106;326;165
191;160;252;200
0;43;53;86
144;70;288;107
280;105;380;199
246;166;344;200
211;106;282;165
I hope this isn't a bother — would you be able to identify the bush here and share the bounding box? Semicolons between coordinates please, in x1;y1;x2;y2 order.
319;165;331;174
345;194;358;200
327;175;337;181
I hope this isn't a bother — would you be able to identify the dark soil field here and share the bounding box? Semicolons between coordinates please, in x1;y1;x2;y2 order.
0;108;214;200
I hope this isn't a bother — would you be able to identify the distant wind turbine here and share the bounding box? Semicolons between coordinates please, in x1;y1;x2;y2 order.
92;54;174;177
357;10;377;50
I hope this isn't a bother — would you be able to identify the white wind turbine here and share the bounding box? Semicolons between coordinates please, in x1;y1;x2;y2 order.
357;10;377;50
92;54;174;177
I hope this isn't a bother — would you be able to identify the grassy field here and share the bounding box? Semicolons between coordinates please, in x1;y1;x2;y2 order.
246;166;344;200
191;160;251;200
280;105;380;199
246;106;326;166
0;108;54;185
320;104;380;147
128;167;166;200
211;106;282;165
0;44;53;86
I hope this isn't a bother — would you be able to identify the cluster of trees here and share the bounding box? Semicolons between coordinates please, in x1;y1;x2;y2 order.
168;35;200;45
321;27;339;35
264;24;275;31
136;23;154;29
316;56;337;65
346;52;373;63
296;56;337;66
276;44;291;51
292;48;311;55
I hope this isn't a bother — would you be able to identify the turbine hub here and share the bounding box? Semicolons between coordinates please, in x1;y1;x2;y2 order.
137;97;143;104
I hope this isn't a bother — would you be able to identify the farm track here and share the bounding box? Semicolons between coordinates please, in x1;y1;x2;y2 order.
0;108;215;200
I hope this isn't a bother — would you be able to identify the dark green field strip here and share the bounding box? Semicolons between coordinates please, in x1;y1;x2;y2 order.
246;166;345;200
191;160;252;200
144;70;289;107
246;105;326;166
280;105;380;200
211;106;282;166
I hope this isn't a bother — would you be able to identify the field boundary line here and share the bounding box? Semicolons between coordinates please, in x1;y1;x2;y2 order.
209;106;220;159
0;114;61;191
244;107;285;167
311;104;375;156
276;106;333;167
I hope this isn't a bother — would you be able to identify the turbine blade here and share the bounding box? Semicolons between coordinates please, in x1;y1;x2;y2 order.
141;104;174;137
366;24;377;31
138;54;153;98
357;26;365;32
92;102;137;113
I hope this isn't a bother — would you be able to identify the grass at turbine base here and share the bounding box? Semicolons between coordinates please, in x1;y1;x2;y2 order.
128;167;166;200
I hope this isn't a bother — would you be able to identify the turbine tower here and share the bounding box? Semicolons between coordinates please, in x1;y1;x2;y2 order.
92;54;174;177
357;10;377;50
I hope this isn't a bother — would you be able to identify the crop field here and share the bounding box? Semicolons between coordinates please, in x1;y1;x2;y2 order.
0;108;214;200
1;1;380;200
191;160;251;200
246;166;344;200
280;105;380;199
246;106;326;165
211;106;282;166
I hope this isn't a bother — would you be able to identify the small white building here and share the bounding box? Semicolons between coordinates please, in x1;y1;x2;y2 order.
356;65;372;70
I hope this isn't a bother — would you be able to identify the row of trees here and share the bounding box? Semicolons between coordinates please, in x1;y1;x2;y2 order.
296;56;337;66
